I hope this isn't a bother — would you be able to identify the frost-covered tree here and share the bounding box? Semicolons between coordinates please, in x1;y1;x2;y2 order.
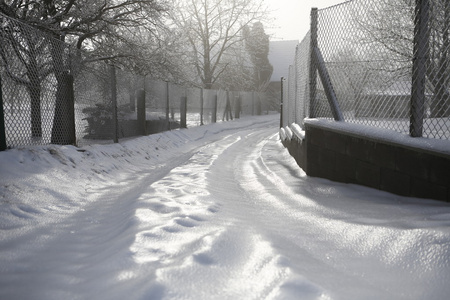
0;0;171;66
0;16;51;137
172;0;268;89
0;0;173;143
213;41;254;90
354;0;450;117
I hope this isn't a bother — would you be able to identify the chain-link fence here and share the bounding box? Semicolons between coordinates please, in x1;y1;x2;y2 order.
0;12;76;148
75;67;268;147
282;0;450;140
0;12;272;150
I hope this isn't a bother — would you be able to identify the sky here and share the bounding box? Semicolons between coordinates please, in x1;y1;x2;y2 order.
266;0;347;41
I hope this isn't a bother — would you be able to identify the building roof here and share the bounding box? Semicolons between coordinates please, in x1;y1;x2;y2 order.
268;40;298;82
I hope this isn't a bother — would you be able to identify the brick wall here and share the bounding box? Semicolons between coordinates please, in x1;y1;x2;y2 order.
283;122;450;202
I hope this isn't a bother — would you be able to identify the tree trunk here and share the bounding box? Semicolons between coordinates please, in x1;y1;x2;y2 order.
50;38;75;145
28;81;42;138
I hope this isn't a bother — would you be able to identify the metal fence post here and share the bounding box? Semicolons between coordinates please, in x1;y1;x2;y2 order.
309;8;318;118
222;90;233;121
280;77;284;128
0;75;6;151
212;93;217;123
180;96;187;128
256;93;262;116
136;89;146;135
235;95;241;119
129;84;135;112
294;45;299;123
228;90;233;120
252;91;255;115
166;81;170;130
68;74;76;145
410;0;429;137
200;88;204;125
314;47;344;121
110;65;119;143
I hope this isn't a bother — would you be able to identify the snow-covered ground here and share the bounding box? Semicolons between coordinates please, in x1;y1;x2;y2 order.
1;114;449;300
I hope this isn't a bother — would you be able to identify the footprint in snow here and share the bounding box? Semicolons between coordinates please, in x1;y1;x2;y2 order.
175;218;197;228
147;203;180;214
162;226;181;233
193;253;216;266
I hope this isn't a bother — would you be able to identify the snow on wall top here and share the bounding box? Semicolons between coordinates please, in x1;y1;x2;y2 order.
304;118;450;157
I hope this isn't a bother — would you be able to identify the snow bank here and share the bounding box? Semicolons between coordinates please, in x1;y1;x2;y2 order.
284;126;293;140
279;127;287;141
290;123;305;140
0;116;277;230
279;124;304;143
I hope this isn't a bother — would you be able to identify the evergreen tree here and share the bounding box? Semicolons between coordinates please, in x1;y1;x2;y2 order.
244;22;273;91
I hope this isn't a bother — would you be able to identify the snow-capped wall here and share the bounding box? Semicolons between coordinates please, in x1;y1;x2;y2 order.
282;120;450;202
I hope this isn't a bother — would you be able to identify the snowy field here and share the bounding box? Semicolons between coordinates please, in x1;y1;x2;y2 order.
0;114;449;300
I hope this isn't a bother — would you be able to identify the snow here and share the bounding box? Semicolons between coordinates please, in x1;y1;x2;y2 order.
305;118;450;156
1;114;450;300
279;127;287;141
280;124;304;142
284;125;293;140
289;123;305;140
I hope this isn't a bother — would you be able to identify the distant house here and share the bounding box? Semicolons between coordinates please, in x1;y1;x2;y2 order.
357;80;413;118
267;40;298;108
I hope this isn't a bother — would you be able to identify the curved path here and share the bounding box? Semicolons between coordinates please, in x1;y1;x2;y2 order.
1;115;450;299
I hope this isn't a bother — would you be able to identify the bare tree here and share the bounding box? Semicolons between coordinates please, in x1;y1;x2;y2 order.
172;0;268;89
353;0;450;117
0;0;171;63
0;17;53;137
213;38;254;91
0;0;172;143
428;0;450;117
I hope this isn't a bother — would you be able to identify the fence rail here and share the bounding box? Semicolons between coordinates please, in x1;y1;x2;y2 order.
283;0;450;140
0;12;271;150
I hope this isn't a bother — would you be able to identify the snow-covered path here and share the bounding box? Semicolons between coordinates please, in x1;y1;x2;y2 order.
1;114;450;299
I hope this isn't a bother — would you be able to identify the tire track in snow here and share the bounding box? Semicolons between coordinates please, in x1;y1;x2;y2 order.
0;151;202;300
200;124;433;299
130;129;294;299
198;126;333;300
5;114;449;299
0;116;286;300
227;128;450;300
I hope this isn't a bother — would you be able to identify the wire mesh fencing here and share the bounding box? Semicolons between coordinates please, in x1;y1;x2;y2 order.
0;12;273;150
72;66;272;147
74;68;270;147
283;0;450;140
0;12;76;148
